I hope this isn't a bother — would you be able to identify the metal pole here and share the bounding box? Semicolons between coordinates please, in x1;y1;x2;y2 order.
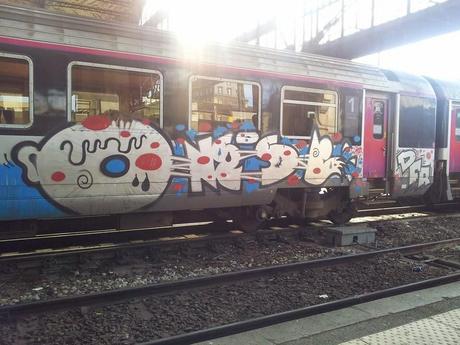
341;0;345;37
371;0;375;27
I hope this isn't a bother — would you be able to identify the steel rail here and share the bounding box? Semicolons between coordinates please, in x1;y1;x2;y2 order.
0;222;231;254
139;273;460;345
1;237;459;319
1;206;456;259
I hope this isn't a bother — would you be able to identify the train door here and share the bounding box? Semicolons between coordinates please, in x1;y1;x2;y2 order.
449;102;460;173
363;95;388;178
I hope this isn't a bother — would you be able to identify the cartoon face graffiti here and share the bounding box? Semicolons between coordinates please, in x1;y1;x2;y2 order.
13;116;175;215
303;129;346;185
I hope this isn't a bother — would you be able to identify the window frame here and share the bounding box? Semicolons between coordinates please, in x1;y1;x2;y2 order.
188;75;262;131
0;52;34;129
280;85;338;139
67;61;164;127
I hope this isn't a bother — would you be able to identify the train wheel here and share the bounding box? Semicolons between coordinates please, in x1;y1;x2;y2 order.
234;207;263;233
328;202;356;225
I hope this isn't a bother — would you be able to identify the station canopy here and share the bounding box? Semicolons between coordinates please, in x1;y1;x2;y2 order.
0;0;144;23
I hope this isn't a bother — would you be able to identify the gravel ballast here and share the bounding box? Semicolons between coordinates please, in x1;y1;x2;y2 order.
2;214;460;307
0;253;455;345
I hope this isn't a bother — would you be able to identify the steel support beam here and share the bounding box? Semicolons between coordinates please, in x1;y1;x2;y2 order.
303;0;460;59
234;18;276;43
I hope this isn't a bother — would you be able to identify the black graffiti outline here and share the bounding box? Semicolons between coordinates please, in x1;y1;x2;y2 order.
60;135;147;166
396;149;432;191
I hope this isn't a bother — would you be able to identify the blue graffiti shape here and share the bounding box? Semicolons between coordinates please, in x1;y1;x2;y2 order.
213;126;229;139
171;177;188;196
100;155;130;178
0;165;64;220
175;124;186;131
186;129;197;141
240;120;256;131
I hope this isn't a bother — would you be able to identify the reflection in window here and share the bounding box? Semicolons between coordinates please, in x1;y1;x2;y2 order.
456;109;460;141
191;77;259;132
282;87;337;137
71;64;161;126
0;55;30;126
399;96;436;148
373;101;384;140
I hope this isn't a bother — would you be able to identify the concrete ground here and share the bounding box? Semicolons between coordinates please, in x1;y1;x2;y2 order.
194;281;460;345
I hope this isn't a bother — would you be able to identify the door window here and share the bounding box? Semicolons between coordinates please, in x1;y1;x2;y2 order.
372;100;384;140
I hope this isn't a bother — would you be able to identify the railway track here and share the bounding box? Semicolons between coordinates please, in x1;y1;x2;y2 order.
1;238;459;317
1;204;459;268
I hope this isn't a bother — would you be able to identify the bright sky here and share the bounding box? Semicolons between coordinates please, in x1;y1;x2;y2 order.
355;29;460;81
142;0;458;81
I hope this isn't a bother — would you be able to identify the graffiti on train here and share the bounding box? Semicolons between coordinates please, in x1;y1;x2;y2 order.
395;149;433;191
11;115;360;215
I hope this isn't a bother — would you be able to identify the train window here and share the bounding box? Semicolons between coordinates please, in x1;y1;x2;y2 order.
399;96;436;148
341;91;362;144
373;101;385;140
0;54;32;127
190;76;260;132
456;109;460;141
69;63;162;127
281;86;337;138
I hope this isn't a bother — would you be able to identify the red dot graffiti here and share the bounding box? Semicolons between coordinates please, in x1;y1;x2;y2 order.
220;173;227;178
332;132;343;142
313;167;321;174
176;138;185;145
207;175;213;179
284;150;291;156
82;115;111;131
150;142;160;149
352;171;359;178
214;139;222;144
287;174;300;186
296;140;307;149
197;156;210;165
51;171;66;182
135;153;163;171
172;183;182;191
120;131;131;138
261;153;272;161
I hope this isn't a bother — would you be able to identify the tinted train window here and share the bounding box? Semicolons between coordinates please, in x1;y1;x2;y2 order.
0;55;32;126
70;64;162;126
456;109;460;141
282;87;337;138
399;96;436;148
190;77;260;132
341;90;362;144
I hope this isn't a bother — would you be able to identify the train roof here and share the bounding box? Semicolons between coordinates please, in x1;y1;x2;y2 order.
383;70;436;99
0;4;437;99
425;77;460;101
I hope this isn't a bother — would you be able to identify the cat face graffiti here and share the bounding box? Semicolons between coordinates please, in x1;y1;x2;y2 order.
14;116;174;215
303;129;346;185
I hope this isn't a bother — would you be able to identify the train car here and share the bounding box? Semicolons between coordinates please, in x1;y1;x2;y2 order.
426;77;460;202
0;5;440;235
